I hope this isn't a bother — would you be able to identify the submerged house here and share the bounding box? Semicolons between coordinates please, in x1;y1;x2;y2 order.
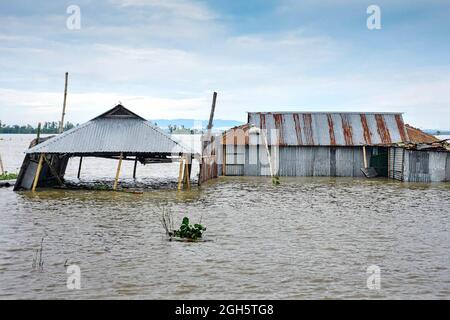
215;111;450;182
14;104;196;191
388;127;450;182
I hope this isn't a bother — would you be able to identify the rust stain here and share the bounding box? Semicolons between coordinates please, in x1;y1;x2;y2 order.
302;114;314;145
375;114;392;144
360;114;372;145
395;114;408;142
260;113;266;130
273;114;285;146
292;114;303;145
259;113;267;145
340;114;354;145
327;114;336;145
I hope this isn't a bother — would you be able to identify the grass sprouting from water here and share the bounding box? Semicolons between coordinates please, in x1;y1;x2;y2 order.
0;172;18;180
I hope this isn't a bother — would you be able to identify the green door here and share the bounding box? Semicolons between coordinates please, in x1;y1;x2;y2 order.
370;147;389;177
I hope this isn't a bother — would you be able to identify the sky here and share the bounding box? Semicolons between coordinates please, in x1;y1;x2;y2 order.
0;0;449;129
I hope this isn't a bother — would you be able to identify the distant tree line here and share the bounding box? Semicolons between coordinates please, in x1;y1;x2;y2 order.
166;124;203;134
0;121;77;134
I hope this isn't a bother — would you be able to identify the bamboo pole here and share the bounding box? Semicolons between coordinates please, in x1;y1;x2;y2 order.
363;146;368;169
113;153;123;190
184;156;190;190
177;156;185;190
32;153;45;192
0;153;4;175
36;122;41;143
77;156;83;179
59;72;69;134
133;157;138;179
261;128;273;177
222;143;226;176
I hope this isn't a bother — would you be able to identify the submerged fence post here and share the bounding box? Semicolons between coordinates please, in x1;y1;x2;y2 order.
32;153;45;192
133;157;138;179
77;156;83;179
184;156;190;190
177;156;185;190
0;153;4;175
113;153;123;190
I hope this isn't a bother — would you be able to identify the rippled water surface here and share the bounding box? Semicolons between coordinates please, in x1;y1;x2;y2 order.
1;134;450;299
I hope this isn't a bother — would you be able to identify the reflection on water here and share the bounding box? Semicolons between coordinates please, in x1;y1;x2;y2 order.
0;135;450;299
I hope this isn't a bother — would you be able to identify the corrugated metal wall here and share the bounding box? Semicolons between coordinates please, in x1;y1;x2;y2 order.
222;146;370;177
389;147;450;182
389;147;405;181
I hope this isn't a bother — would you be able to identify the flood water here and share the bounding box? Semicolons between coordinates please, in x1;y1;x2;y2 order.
1;134;450;299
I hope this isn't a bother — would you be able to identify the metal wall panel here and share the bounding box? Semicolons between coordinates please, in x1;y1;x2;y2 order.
313;147;331;176
336;148;355;176
225;165;244;176
296;147;314;176
446;153;450;182
428;152;447;182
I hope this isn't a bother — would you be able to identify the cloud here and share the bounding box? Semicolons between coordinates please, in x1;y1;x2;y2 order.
111;0;216;21
0;88;211;124
0;0;449;130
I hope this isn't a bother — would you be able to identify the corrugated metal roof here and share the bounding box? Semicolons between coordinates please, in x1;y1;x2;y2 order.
26;105;194;154
243;112;410;146
405;124;439;144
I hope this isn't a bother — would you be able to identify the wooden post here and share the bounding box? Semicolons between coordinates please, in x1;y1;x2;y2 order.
199;92;218;186
0;153;4;175
133;157;138;179
113;153;123;190
363;146;368;169
59;72;69;134
184;156;190;190
261;128;273;177
32;153;45;192
36;122;41;143
77;156;83;179
177;156;185;190
387;148;391;178
222;143;226;176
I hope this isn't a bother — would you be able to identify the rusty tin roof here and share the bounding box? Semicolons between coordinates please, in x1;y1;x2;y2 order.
239;112;410;146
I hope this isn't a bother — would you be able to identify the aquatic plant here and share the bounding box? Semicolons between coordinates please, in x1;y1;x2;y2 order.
160;208;175;237
173;217;206;240
92;183;110;190
272;176;280;185
160;209;206;241
0;172;18;181
32;237;45;271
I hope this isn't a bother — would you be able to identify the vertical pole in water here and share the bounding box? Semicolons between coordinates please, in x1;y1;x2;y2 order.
363;145;368;169
199;92;218;185
32;153;45;192
77;156;83;179
184;156;190;190
36;122;41;143
177;156;185;190
387;148;391;178
261;128;273;178
0;153;4;175
222;143;226;176
59;72;69;134
113;153;123;190
133;157;138;179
